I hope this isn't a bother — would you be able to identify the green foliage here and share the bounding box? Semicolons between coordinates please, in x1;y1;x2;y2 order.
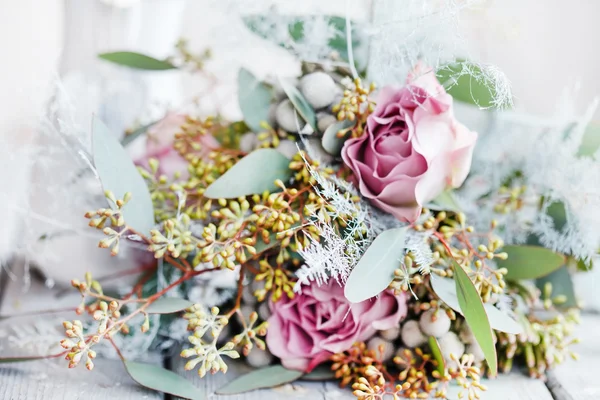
437;60;503;108
452;259;498;375
536;266;578;309
98;51;177;70
204;149;293;199
427;190;462;213
344;227;408;303
145;297;195;314
321;119;355;156
279;78;318;131
124;360;205;400
216;365;303;394
498;245;565;281
92;117;155;234
238;68;273;132
428;336;445;375
430;274;522;334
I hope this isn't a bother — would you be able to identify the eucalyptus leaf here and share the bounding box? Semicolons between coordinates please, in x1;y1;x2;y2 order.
321;119;355;156
536;266;578;308
344;227;408;303
452;260;497;375
497;245;565;281
121;119;161;147
301;365;335;381
145;297;195;314
216;365;303;395
204;149;292;199
98;51;177;70
430;274;523;335
426;190;462;213
92;117;155;234
124;360;205;400
578;122;600;157
428;336;445;375
437;60;505;109
279;78;317;131
238;68;273;132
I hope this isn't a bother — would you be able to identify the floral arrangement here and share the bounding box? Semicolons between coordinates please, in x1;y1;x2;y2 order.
14;12;599;400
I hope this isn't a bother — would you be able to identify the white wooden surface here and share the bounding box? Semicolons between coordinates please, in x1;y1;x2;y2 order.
0;262;591;399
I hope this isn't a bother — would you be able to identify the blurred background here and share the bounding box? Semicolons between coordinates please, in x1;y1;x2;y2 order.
0;0;598;286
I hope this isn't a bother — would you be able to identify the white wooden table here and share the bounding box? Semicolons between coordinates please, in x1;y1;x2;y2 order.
0;261;593;399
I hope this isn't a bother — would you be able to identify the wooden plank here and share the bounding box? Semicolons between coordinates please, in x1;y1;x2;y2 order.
0;259;163;399
169;353;552;400
545;313;600;400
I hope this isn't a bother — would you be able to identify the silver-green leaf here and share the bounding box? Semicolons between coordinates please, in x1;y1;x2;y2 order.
238;68;272;132
321;119;355;156
452;259;497;375
216;365;303;395
124;361;205;400
98;52;177;70
430;274;522;335
426;190;462;213
279;78;317;131
344;227;408;303
145;297;195;314
204;149;292;199
92;117;155;235
498;245;565;281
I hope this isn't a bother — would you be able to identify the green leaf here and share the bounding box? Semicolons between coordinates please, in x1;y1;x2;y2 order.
145;297;195;314
578;122;600;157
428;336;445;375
452;259;497;375
426;190;462;212
301;365;335;381
204;149;292;199
536;266;578;308
344;227;408;303
238;68;273;132
121;119;161;147
437;60;503;108
124;360;205;400
497;245;565;281
216;365;303;395
321;119;355;156
92;117;155;234
98;52;177;70
430;274;522;335
279;78;317;131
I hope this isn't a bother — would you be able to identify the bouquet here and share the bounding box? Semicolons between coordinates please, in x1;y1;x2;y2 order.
21;11;599;400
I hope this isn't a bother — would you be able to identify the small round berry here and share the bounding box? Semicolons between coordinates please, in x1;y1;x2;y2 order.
438;331;465;367
299;72;337;109
379;326;401;341
367;336;394;362
317;113;337;133
239;132;258;153
419;309;451;338
276;139;298;159
466;342;485;363
401;320;427;348
246;348;273;368
275;99;303;133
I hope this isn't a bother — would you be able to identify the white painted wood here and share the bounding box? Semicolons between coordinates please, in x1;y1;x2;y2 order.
545;313;600;400
0;263;162;400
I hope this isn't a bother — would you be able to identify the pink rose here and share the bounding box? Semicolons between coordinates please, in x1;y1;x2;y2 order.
341;64;477;223
266;280;407;372
133;113;219;178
